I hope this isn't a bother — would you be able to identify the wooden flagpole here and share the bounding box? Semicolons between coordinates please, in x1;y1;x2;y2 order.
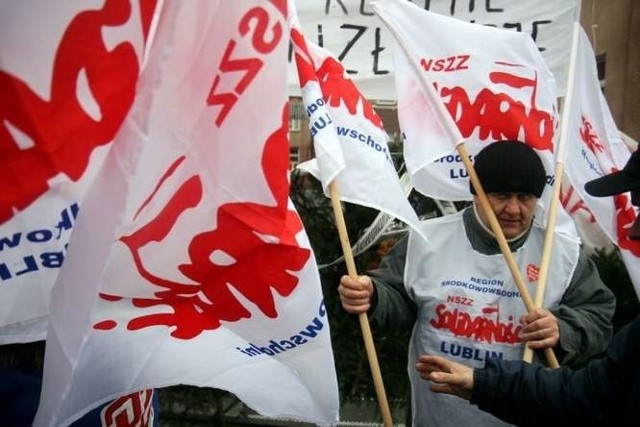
329;182;394;427
459;144;560;368
522;161;564;364
523;22;580;364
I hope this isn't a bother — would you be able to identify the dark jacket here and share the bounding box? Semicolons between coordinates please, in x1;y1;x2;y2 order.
472;315;640;425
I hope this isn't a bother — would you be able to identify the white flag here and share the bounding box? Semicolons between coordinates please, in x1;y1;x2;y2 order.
562;27;640;298
372;0;559;208
34;1;339;425
0;0;157;343
288;2;425;240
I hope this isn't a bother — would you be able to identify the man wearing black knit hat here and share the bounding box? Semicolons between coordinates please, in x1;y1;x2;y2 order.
415;148;640;425
337;140;616;426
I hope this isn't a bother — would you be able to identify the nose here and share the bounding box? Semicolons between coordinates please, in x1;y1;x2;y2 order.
503;196;521;215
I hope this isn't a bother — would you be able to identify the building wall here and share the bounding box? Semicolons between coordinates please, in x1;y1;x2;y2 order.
581;0;640;142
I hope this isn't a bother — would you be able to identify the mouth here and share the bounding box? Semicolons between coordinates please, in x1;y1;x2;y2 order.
498;218;520;227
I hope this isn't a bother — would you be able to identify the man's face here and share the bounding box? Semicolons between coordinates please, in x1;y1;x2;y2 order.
475;192;538;239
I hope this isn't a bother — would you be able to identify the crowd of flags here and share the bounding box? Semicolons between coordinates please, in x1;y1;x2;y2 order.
0;0;636;425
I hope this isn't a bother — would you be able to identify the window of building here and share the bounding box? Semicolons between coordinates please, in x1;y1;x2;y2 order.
289;118;301;132
596;53;606;92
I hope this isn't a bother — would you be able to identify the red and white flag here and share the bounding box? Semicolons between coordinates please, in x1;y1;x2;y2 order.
371;0;560;210
0;0;157;343
34;1;339;425
288;1;424;240
562;27;640;298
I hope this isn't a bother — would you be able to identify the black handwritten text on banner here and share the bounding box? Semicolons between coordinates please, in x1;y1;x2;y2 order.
287;0;579;100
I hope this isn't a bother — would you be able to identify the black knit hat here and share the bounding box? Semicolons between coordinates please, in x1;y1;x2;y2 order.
470;140;546;197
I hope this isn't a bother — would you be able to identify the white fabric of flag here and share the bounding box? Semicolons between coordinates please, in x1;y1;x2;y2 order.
562;27;640;298
560;180;614;254
0;0;156;344
371;0;559;208
288;3;344;191
289;2;425;241
34;1;339;425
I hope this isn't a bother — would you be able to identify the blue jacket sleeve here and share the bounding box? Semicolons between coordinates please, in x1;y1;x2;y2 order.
470;316;640;425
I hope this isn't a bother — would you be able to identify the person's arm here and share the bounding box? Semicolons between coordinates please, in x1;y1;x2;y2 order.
338;235;416;330
416;353;617;425
366;236;417;330
471;356;616;424
550;250;616;366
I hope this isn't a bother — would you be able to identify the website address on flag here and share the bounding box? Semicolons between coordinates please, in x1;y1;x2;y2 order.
235;300;327;357
335;126;391;162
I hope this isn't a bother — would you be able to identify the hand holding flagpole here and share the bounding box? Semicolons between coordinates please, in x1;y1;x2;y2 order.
329;182;394;427
461;145;558;368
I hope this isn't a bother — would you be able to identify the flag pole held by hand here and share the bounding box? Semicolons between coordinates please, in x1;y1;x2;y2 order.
329;181;394;427
459;145;559;368
523;22;580;364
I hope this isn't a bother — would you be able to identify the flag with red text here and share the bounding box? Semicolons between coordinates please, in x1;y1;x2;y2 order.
288;2;425;240
34;1;339;425
0;0;158;343
562;27;639;298
371;0;560;210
